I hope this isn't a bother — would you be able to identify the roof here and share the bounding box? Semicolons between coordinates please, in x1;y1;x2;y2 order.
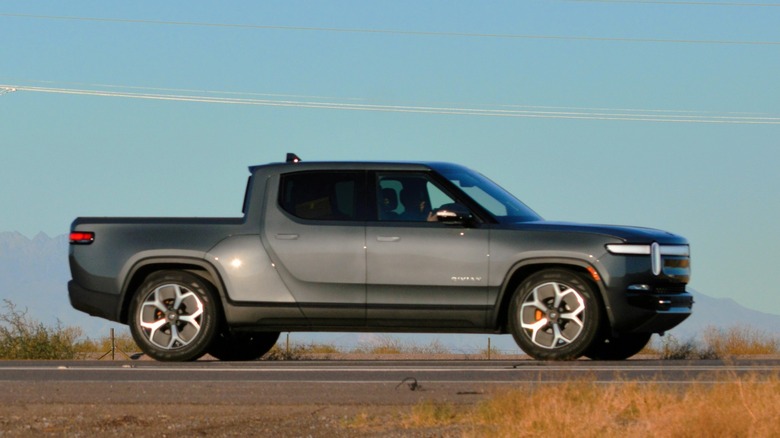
248;160;471;174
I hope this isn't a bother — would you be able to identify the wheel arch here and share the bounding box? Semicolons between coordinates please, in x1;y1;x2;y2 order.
493;258;612;333
118;257;228;324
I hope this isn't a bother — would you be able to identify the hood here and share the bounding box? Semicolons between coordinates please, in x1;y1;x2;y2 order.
509;221;688;245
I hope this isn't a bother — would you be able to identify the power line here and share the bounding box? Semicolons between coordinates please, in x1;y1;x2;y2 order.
7;78;768;116
561;0;780;6
3;83;778;125
0;78;366;102
1;13;778;46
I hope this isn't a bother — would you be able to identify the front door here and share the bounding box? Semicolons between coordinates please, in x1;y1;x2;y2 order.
366;172;490;329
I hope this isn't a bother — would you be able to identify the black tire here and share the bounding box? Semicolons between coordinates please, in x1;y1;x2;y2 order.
208;331;280;361
583;333;652;360
508;269;602;361
129;270;220;362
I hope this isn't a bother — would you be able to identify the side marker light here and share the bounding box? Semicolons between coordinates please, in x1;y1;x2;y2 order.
586;266;601;282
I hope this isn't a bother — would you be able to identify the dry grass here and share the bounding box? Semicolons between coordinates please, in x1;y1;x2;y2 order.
384;374;780;437
643;326;779;360
267;335;454;359
353;336;451;355
74;331;139;355
704;326;779;356
405;400;459;428
265;342;338;360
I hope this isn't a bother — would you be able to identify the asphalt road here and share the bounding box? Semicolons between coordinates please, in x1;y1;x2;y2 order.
2;359;778;406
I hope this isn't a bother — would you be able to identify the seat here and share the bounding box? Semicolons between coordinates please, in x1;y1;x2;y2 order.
379;188;400;220
399;188;429;221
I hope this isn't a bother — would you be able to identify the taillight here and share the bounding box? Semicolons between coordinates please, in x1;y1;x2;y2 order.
69;232;95;244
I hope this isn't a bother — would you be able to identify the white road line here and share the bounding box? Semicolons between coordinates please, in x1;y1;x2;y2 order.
2;365;778;372
0;379;773;385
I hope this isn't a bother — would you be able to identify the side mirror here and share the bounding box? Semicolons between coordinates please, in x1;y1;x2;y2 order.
435;203;473;225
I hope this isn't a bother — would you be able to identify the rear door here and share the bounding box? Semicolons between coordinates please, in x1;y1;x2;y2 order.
262;170;368;326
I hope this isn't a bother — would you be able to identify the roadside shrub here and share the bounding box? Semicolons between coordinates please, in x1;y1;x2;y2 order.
404;401;460;428
353;335;405;354
658;334;719;360
703;326;779;356
264;342;341;360
74;331;139;355
0;300;82;359
352;336;451;355
351;374;780;437
462;374;780;437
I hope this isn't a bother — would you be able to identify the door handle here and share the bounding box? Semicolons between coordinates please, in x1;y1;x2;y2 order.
376;236;401;242
276;234;299;240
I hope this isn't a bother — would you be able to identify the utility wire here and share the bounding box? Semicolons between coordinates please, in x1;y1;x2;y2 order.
561;0;780;6
1;13;778;46
3;83;778;125
0;78;366;102
5;78;767;116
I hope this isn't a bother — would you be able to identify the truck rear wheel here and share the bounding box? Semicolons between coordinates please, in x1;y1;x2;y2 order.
508;269;601;360
129;270;219;361
208;331;280;361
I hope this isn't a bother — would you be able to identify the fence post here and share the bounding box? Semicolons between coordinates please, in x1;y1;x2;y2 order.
487;337;491;360
98;328;131;361
286;333;290;359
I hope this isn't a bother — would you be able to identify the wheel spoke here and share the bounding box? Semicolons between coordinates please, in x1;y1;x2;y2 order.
524;319;552;347
521;317;548;332
150;325;172;348
559;290;585;315
552;283;566;308
137;282;205;351
519;281;588;350
551;323;566;346
179;292;204;319
559;316;583;340
168;324;183;348
178;319;200;342
172;285;185;310
534;283;557;304
140;317;167;332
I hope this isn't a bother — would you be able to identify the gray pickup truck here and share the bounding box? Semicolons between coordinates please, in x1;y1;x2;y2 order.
69;154;692;361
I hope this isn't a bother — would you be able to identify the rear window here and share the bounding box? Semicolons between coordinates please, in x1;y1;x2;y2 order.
279;171;364;221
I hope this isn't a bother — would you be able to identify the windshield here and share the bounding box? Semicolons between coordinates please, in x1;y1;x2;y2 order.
439;168;542;223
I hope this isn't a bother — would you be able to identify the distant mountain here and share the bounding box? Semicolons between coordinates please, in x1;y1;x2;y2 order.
666;289;780;339
0;231;123;337
1;231;778;348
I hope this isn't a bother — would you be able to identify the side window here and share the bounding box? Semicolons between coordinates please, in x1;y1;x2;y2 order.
279;171;364;221
376;173;457;222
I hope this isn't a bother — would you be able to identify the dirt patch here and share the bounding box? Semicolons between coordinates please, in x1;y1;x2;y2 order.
0;403;465;437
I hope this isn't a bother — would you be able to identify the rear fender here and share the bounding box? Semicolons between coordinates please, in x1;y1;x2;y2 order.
119;255;227;323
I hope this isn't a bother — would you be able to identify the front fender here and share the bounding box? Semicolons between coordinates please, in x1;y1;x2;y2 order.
490;256;614;333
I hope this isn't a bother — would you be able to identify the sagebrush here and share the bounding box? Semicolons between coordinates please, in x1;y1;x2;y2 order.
0;299;82;359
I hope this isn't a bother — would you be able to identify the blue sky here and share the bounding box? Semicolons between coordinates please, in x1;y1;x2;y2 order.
1;0;779;319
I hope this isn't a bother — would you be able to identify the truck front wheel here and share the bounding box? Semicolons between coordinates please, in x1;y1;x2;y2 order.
129;270;219;361
508;269;601;360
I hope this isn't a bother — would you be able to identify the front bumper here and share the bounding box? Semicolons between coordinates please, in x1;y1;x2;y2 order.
607;286;693;334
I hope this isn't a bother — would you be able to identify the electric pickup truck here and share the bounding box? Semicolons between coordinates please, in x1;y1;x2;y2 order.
68;154;693;361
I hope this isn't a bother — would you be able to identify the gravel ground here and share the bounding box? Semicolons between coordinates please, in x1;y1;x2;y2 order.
0;403;468;437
